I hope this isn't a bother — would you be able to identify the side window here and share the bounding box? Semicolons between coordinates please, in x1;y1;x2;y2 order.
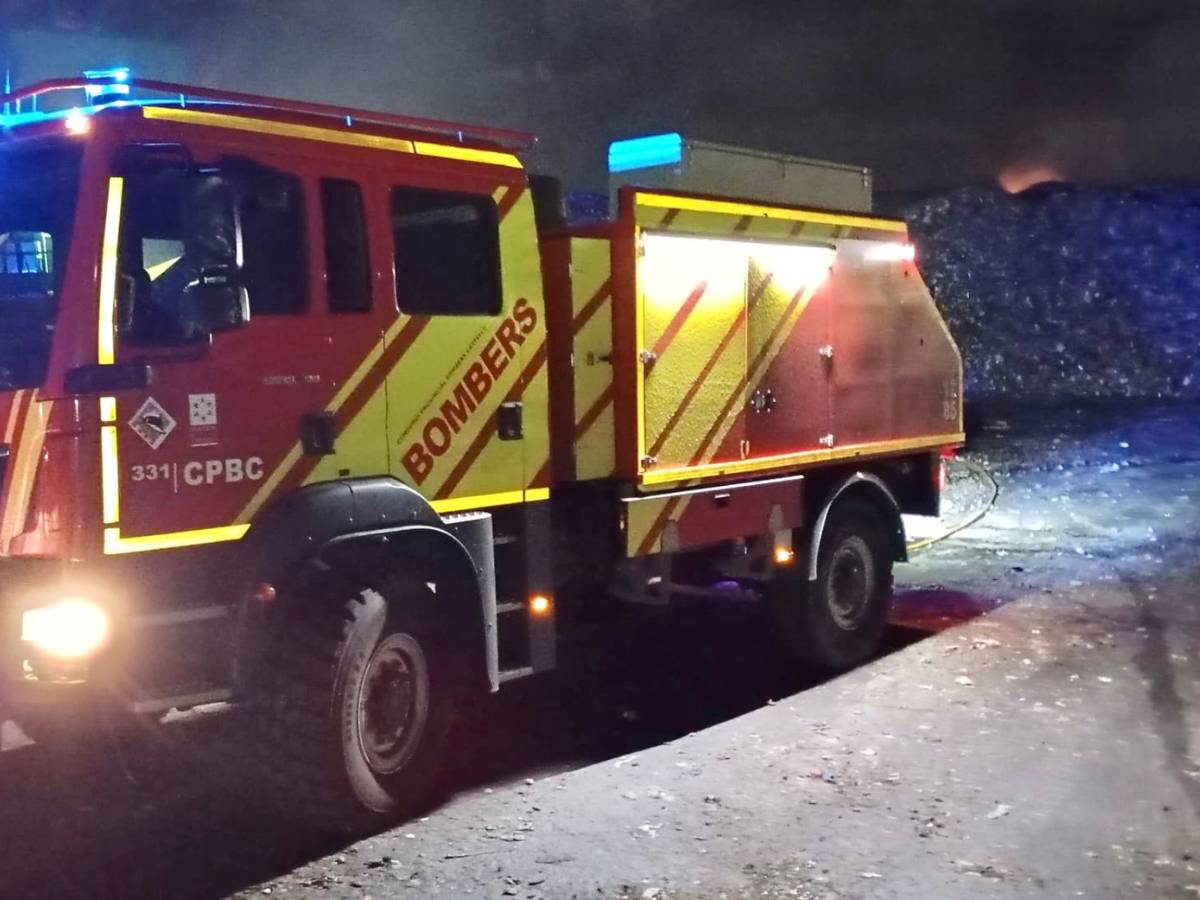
321;178;371;313
238;169;307;315
118;169;192;345
118;160;307;345
390;186;501;316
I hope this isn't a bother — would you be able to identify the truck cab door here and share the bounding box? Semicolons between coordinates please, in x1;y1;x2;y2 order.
106;154;387;553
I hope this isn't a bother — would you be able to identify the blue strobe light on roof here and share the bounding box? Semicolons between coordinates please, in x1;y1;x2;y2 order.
608;132;683;173
83;67;132;104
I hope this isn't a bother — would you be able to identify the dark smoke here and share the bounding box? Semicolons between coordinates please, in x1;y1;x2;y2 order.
2;1;1200;191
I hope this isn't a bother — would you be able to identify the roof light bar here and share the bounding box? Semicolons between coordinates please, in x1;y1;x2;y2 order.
609;132;683;173
0;74;537;150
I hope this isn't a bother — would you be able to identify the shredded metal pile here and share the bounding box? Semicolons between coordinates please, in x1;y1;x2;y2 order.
900;185;1200;402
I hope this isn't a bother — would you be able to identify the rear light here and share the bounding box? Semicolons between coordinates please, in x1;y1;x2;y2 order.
935;448;955;492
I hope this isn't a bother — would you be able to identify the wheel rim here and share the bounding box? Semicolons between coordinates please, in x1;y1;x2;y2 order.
827;536;874;630
356;633;429;776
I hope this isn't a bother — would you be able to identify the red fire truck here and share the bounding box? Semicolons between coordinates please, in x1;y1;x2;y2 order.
0;71;962;829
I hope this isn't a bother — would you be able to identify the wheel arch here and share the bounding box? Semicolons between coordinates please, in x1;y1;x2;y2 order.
240;477;494;695
805;472;906;582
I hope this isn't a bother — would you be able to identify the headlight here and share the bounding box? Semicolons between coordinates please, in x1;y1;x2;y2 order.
21;599;111;660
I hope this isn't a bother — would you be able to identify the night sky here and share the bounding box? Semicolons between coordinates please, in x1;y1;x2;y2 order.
3;0;1200;192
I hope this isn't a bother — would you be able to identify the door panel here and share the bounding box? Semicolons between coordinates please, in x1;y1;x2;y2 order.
384;180;542;512
745;247;833;458
110;158;389;548
639;232;748;473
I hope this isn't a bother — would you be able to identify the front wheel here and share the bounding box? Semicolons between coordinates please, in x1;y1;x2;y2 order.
771;498;893;673
254;574;461;833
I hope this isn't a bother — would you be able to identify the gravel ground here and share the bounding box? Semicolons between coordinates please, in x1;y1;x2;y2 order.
1;401;1197;899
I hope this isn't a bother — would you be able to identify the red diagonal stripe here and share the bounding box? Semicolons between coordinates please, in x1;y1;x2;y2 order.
646;273;772;459
688;283;814;468
527;458;552;491
573;383;614;441
636;495;684;556
647;311;746;459
651;281;708;357
572;278;612;334
270;316;431;499
496;185;523;221
435;341;548;500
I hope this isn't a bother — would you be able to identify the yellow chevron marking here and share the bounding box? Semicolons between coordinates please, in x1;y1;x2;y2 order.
642;433;966;487
1;397;53;551
104;524;250;555
143;108;522;168
101;425;120;525
3;389;23;445
97;177;124;365
635;192;906;233
431;487;550;515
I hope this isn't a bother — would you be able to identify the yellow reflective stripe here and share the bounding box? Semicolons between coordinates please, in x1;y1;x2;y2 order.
641;433;967;487
97;177;124;365
0;396;51;550
413;141;523;169
431;487;551;515
104;524;250;555
635;191;907;234
142;108;522;169
99;396;117;423
100;424;120;525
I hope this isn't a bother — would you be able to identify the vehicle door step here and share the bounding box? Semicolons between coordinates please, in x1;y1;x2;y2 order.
498;666;535;684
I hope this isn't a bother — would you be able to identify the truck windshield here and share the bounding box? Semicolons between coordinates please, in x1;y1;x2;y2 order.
0;142;82;389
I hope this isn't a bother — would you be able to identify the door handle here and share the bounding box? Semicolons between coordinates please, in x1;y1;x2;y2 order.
300;411;337;456
498;402;523;440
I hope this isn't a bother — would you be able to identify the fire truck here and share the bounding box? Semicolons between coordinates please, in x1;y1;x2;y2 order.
0;71;962;829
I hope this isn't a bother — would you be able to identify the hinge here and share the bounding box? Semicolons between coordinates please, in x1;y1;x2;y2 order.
639;349;658;365
641;454;657;468
818;344;834;360
818;433;835;447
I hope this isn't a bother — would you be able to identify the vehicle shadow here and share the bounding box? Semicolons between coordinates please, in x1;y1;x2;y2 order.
0;588;995;900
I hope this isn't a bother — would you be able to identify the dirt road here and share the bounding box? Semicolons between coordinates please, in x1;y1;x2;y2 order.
3;402;1197;899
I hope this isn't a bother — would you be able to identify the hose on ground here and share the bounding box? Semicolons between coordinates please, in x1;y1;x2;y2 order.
906;458;1000;553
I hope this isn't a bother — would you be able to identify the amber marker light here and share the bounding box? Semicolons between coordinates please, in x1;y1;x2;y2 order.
529;594;552;616
64;109;91;135
774;547;796;565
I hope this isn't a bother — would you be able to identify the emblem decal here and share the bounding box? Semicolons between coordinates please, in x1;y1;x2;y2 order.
188;393;217;427
128;397;177;450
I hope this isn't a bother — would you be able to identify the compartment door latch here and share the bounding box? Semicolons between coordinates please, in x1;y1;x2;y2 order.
498;402;524;440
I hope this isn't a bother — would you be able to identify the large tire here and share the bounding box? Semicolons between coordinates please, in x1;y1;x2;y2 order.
254;572;461;833
771;498;893;673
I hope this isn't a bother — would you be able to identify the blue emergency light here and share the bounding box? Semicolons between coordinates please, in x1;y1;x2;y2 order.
83;67;132;104
608;132;683;173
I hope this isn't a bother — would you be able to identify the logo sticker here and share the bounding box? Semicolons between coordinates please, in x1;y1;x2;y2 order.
128;397;177;450
188;393;217;426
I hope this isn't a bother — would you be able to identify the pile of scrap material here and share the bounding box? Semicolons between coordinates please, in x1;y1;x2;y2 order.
897;184;1200;402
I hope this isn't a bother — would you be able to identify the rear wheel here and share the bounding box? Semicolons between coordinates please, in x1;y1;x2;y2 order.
771;498;893;672
255;572;461;833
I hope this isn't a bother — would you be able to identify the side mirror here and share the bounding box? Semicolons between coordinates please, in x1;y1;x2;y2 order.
191;265;250;333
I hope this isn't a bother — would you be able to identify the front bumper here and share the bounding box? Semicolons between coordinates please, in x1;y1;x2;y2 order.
1;557;240;722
